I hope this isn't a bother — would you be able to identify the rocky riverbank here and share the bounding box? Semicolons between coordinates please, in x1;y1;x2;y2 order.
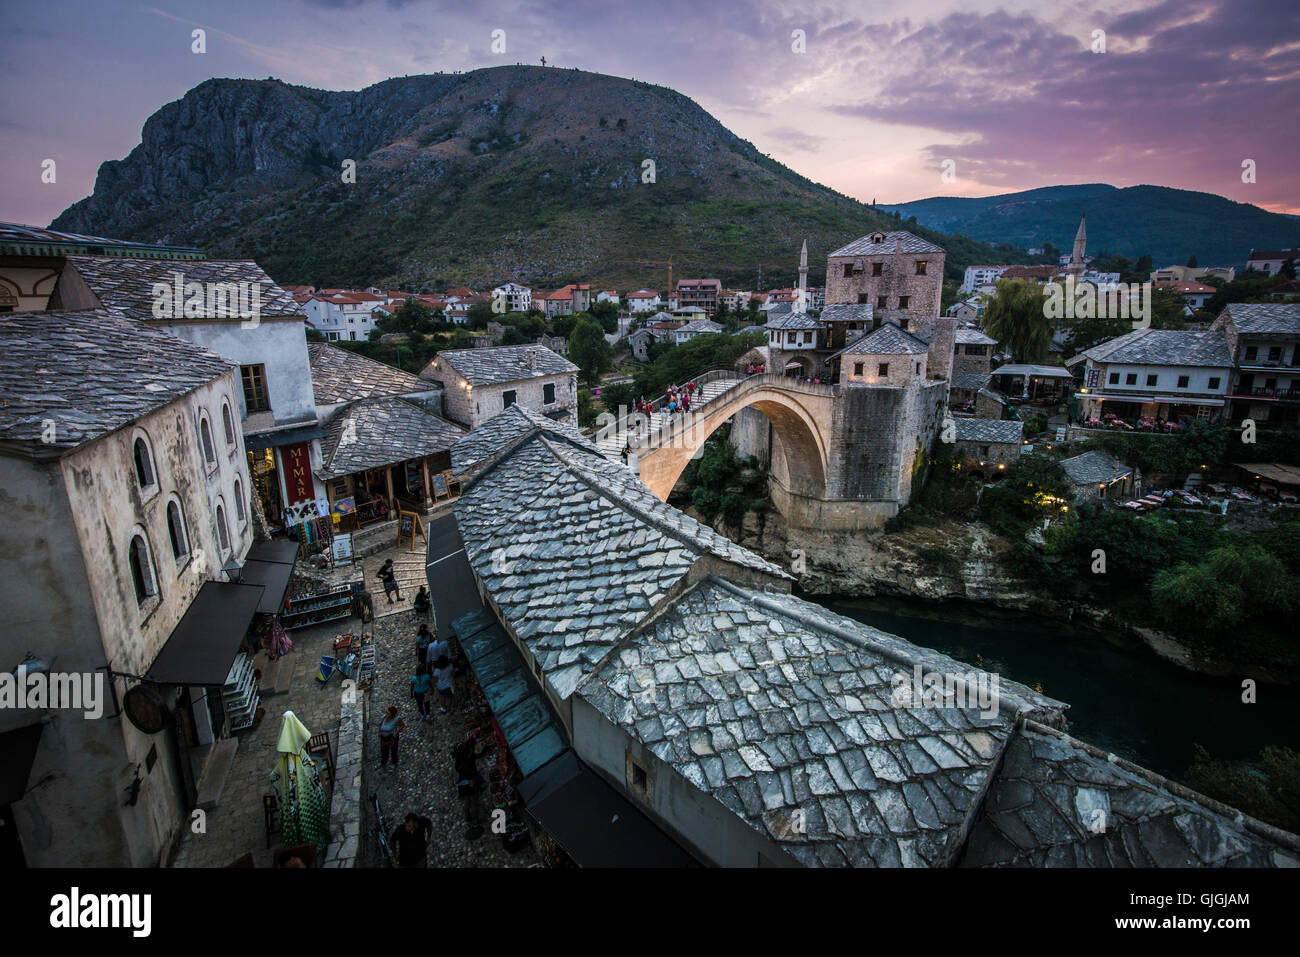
691;502;1300;686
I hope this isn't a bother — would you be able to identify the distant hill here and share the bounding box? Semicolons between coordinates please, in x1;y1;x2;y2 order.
878;185;1300;268
51;67;1041;291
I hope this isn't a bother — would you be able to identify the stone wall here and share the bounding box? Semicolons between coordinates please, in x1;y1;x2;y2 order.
321;680;366;868
729;406;771;468
909;316;956;381
825;251;945;319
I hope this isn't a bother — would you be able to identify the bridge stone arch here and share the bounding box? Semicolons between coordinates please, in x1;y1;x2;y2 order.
633;375;834;502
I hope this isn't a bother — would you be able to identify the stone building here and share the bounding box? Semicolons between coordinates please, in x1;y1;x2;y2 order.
1059;450;1136;503
444;409;1296;867
825;231;945;324
0;309;257;867
1211;303;1300;430
420;344;578;429
952;418;1025;469
50;255;324;526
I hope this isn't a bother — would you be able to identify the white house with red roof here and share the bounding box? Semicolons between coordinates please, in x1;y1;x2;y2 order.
627;289;660;312
303;290;385;341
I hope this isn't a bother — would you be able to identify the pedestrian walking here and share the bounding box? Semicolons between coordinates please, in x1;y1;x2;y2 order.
621;443;631;465
391;812;433;867
377;559;402;603
415;622;432;667
425;632;449;672
410;664;432;721
433;655;455;713
682;393;690;413
379;705;405;769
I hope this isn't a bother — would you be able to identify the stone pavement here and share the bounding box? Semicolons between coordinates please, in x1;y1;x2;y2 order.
359;608;538;868
170;618;353;868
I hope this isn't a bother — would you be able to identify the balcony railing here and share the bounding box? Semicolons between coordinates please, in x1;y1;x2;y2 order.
1229;387;1300;400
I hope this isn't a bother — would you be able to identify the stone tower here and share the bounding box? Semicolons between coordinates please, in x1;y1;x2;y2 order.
1068;215;1087;276
796;239;808;313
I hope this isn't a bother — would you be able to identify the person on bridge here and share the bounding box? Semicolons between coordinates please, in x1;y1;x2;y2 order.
682;393;691;413
686;381;695;396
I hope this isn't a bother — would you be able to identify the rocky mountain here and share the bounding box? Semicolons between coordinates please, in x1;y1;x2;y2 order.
877;184;1300;268
52;67;1036;290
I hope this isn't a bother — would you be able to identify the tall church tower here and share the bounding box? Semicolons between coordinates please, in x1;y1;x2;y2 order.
1067;215;1087;276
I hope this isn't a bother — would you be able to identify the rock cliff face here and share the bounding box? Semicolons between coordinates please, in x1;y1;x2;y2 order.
52;67;1016;288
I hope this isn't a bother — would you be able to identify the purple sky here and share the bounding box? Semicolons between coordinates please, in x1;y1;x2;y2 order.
3;0;1298;228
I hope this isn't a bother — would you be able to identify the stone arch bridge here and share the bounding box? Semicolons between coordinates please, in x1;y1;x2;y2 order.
591;370;947;530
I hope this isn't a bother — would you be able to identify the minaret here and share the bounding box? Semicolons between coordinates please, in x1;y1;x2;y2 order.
1068;215;1087;276
795;238;808;313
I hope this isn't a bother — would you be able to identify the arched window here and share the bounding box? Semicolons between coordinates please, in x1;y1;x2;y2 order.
133;435;155;488
200;416;216;465
128;533;157;605
166;500;189;560
222;402;237;447
216;503;230;552
234;478;247;524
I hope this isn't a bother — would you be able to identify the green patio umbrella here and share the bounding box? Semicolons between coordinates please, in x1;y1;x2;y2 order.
270;710;330;855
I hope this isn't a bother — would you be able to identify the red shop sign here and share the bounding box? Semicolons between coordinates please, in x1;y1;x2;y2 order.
280;442;314;505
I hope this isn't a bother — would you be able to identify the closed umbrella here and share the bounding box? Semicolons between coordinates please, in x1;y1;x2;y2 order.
270;710;330;855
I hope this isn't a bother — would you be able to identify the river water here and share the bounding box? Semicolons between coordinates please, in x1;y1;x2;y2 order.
814;594;1300;780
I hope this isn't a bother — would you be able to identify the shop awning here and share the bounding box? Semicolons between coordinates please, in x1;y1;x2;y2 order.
1237;462;1300;486
243;422;326;452
0;723;43;804
990;364;1076;379
246;540;300;564
239;560;293;614
1152;395;1225;407
519;750;697;868
452;608;567;777
146;581;265;686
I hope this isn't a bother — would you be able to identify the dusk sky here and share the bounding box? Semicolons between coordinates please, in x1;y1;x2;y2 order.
3;0;1298;228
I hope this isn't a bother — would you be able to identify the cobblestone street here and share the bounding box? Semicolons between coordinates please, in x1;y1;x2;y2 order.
359;607;537;868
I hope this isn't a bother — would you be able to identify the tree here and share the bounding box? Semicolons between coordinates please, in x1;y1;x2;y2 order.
1151;285;1188;328
568;316;613;385
466;302;494;329
1281;258;1298;280
376;298;437;336
1186;254;1198;268
983;278;1052;362
588;300;620;334
450;328;472;350
1151;543;1292;638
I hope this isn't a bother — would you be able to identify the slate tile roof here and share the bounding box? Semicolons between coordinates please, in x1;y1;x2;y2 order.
677;319;725;335
819;304;875;325
950;372;992;392
959;722;1300;867
63;255;301;319
765;313;822;330
1068;329;1233;368
450;403;597;474
578;578;1064;866
954;418;1024;444
834;322;930;357
1216;302;1300;335
829;230;945;257
1059;450;1131;486
954;328;998;346
423;344;577;386
307;342;432;405
452;425;790;698
0;309;235;452
320;396;465;478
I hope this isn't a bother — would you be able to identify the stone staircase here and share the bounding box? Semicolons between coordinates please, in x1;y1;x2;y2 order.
594;375;742;464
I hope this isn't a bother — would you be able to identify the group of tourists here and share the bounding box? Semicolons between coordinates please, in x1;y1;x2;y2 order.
745;363;766;375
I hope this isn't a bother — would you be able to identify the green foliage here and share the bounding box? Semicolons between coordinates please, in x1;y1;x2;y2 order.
913;446;982;519
466;302;494;327
587;300;620;333
1184;745;1300;835
977;455;1071;537
1150;543;1294;639
377;298;439;336
631;330;765;399
1083;419;1228;475
983;279;1053;363
576;389;597;427
568;316;613;385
